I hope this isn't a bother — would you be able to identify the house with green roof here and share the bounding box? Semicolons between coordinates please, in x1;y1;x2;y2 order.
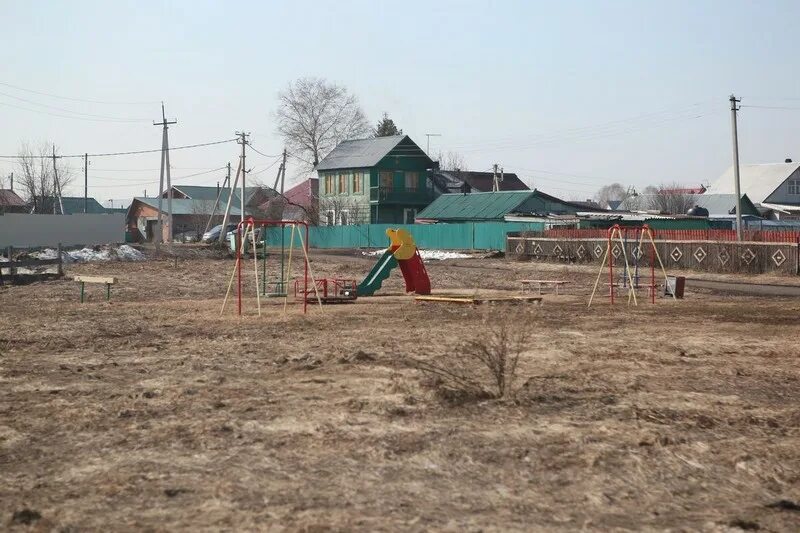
126;185;273;242
316;135;437;225
416;190;593;222
35;195;110;214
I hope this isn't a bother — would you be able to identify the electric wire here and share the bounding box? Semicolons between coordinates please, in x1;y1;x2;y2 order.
0;80;159;105
0;138;237;159
0;91;149;122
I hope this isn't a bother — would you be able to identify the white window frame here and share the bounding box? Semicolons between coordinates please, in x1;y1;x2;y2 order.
325;210;335;226
405;171;419;191
789;178;800;195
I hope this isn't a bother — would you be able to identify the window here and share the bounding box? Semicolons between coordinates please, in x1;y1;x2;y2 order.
338;174;347;194
325;210;335;226
405;171;419;191
352;172;362;194
380;171;393;189
339;210;348;225
324;174;334;195
789;179;800;195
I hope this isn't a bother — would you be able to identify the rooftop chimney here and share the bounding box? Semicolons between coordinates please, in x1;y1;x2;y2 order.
786;158;793;163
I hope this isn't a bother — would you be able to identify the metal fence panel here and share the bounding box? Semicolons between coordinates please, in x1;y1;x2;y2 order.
0;213;125;248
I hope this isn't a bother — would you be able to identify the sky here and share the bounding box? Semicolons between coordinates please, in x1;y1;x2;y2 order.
2;0;800;207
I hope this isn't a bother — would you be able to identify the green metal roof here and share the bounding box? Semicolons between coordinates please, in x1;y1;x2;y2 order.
416;191;536;221
45;196;108;214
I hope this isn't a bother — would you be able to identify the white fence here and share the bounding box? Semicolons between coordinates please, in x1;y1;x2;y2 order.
0;213;125;248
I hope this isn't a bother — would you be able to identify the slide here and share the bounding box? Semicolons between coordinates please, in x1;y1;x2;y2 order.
357;250;398;296
397;250;431;295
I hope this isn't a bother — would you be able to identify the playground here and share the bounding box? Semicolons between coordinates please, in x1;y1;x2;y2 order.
1;243;800;531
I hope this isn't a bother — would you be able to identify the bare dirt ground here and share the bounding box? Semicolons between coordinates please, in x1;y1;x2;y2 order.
1;250;799;531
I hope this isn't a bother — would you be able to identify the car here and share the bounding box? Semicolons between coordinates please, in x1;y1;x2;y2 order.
202;223;238;243
173;231;200;243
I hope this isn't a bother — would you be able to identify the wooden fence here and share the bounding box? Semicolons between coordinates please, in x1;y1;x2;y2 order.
537;228;800;243
0;244;64;285
507;234;799;275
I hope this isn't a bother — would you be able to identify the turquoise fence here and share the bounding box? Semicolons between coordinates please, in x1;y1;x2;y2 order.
263;222;544;250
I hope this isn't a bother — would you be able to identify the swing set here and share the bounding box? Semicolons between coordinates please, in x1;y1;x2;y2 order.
588;224;676;307
220;218;323;316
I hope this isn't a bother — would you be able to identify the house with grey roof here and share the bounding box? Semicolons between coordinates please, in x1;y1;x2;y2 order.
126;185;274;242
707;160;800;220
619;193;760;218
316;135;436;224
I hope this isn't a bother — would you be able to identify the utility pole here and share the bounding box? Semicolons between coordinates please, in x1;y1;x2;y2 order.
730;94;743;241
154;103;177;250
9;172;12;191
236;131;250;224
219;159;243;243
272;149;288;193
52;146;64;215
204;162;232;235
492;163;499;192
84;153;89;214
425;133;441;155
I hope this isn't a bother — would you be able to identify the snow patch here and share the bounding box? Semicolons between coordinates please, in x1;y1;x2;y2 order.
31;244;145;263
361;249;472;261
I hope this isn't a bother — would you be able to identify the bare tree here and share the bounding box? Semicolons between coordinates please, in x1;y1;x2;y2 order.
434;150;467;171
16;142;73;213
318;196;369;225
647;183;695;214
275;78;370;171
594;183;630;208
187;198;218;239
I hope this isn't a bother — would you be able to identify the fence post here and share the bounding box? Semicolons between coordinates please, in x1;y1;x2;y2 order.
57;242;63;277
6;246;14;279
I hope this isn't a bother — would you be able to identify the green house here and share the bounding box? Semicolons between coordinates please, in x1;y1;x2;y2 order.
315;135;436;225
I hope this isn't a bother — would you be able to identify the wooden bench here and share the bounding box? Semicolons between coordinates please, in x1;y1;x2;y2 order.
520;279;569;295
74;276;117;302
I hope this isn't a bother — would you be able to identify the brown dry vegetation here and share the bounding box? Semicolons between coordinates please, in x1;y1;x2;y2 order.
1;251;799;531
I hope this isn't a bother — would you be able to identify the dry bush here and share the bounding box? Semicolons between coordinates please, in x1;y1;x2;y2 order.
408;311;530;402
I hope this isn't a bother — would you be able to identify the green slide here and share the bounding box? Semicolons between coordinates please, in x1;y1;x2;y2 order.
357;250;398;296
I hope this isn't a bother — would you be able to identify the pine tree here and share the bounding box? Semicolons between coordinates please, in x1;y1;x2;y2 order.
373;113;402;137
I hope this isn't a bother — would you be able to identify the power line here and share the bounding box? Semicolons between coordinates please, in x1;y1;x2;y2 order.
249;158;282;176
0;100;150;123
88;166;220;172
87;166;227;183
0;91;149;122
0;80;159;105
87;167;227;188
451;109;722;154
0;138;237;159
247;143;280;158
443;101;718;151
741;104;800;111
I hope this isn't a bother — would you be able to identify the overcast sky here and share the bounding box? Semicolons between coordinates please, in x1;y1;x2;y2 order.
2;0;799;207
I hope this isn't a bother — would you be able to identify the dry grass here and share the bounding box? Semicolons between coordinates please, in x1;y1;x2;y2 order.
407;310;529;402
0;251;799;531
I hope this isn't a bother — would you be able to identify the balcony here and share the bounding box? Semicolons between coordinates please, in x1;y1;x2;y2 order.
370;186;435;205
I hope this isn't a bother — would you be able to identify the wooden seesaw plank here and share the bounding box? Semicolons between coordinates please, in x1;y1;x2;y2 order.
414;295;543;305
